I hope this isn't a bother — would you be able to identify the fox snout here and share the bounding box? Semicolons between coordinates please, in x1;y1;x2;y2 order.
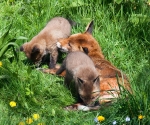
84;100;100;107
83;99;93;106
82;93;100;107
56;42;69;52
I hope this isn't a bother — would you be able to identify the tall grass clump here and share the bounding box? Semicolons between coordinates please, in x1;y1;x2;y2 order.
0;0;150;124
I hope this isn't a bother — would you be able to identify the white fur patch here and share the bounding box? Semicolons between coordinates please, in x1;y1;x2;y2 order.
71;33;81;37
56;42;68;52
43;50;48;55
77;105;90;111
61;47;68;52
56;42;61;48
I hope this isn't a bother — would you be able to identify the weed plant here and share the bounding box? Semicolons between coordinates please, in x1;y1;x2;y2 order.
0;0;150;124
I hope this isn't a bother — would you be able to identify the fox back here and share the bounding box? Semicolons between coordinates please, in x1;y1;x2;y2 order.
56;51;100;106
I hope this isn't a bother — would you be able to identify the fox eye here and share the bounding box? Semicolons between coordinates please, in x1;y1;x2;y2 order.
68;42;71;47
93;76;99;83
77;77;84;84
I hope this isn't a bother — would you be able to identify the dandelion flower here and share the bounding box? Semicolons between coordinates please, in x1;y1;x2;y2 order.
97;116;105;122
38;123;44;125
26;117;33;124
9;101;16;107
18;121;25;125
33;113;40;120
125;116;130;122
0;61;2;67
138;114;145;120
112;121;117;125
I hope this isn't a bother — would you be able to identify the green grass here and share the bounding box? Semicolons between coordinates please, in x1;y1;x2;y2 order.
0;0;150;124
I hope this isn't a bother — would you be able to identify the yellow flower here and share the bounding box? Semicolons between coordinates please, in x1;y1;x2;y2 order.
26;118;33;124
18;121;25;125
38;123;44;125
138;114;145;120
97;116;105;122
9;101;17;107
0;61;2;67
33;113;40;120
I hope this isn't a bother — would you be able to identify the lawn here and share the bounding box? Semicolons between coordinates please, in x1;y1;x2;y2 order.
0;0;150;125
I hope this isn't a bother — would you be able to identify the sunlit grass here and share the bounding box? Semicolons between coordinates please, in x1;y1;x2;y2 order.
0;0;150;124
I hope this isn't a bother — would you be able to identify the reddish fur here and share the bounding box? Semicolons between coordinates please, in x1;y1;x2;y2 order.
46;22;131;110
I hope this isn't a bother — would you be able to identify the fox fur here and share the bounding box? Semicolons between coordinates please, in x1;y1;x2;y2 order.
20;17;72;69
47;21;131;111
56;51;100;111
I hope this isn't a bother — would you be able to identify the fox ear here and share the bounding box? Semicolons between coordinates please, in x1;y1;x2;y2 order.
93;76;100;84
20;43;28;52
20;46;24;51
82;47;89;54
85;20;93;34
77;77;84;86
32;45;40;54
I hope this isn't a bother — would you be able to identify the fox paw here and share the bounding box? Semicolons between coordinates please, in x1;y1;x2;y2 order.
64;105;78;111
64;104;90;111
55;64;61;69
40;68;57;74
77;105;100;111
64;104;100;111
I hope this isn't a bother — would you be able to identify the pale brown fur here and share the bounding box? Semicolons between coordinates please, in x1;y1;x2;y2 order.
48;21;131;110
20;17;72;69
56;51;100;110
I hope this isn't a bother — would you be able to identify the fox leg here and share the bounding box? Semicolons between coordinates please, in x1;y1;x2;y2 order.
49;49;58;69
64;72;73;87
40;49;58;73
49;54;55;69
41;64;66;77
56;61;66;75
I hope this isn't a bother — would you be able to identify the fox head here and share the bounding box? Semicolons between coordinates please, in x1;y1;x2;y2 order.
20;41;46;66
57;21;103;57
74;67;100;106
76;75;100;106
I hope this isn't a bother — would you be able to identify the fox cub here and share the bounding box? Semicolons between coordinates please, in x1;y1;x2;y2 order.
56;51;100;111
53;21;131;110
20;17;72;69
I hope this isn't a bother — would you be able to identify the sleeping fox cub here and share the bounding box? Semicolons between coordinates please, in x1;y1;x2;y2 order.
56;51;100;111
20;17;72;69
53;21;131;110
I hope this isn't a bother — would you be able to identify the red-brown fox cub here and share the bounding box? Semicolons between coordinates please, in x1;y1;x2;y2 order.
51;21;131;110
20;17;72;69
56;51;100;111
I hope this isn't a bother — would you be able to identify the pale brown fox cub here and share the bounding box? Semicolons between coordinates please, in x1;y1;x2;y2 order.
56;51;100;111
20;17;72;69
